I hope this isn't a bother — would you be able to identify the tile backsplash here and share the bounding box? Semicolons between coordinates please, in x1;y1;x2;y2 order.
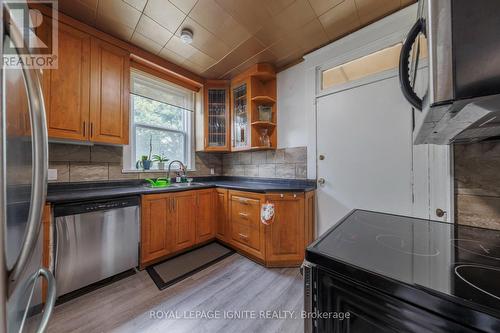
222;147;307;179
48;143;222;183
454;141;500;230
48;144;308;183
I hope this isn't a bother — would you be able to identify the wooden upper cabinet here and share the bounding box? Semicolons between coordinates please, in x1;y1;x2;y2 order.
195;189;216;243
90;37;130;145
39;17;130;144
215;189;229;242
264;193;306;266
44;22;90;141
230;63;277;151
171;192;197;252
203;80;230;151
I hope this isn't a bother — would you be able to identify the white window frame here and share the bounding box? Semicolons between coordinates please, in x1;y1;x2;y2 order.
123;70;195;172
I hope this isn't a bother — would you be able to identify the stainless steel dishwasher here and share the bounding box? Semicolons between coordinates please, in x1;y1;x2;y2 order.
53;196;139;297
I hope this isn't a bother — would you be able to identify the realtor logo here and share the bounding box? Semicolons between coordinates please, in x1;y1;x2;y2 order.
2;0;58;69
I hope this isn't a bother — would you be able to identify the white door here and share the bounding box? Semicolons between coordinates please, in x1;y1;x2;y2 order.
316;73;452;236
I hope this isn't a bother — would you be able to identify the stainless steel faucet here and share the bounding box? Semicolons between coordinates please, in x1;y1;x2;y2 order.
167;160;186;182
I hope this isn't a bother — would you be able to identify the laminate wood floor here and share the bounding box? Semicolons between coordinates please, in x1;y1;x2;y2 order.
46;254;304;333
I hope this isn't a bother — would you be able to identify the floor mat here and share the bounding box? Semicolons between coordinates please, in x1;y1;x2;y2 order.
146;242;235;290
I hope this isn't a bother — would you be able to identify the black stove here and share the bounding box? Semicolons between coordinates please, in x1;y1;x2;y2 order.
304;210;500;333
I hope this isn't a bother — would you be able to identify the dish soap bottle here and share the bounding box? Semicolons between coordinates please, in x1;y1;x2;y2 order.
175;172;181;183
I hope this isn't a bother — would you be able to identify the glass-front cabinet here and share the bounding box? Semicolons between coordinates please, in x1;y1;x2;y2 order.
204;80;230;151
232;81;250;150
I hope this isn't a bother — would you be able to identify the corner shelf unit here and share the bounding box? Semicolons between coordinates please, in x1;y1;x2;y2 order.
230;63;277;151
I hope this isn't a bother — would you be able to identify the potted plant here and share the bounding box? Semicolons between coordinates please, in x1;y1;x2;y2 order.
136;136;153;170
152;154;169;170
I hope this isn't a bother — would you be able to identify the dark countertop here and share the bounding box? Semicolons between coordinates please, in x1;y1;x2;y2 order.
46;176;316;204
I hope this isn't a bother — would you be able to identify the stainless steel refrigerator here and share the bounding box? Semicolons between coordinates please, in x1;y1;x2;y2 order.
1;1;56;332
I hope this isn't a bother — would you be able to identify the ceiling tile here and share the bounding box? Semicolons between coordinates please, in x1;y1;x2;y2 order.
319;0;360;40
253;21;287;47
189;0;251;49
203;36;265;77
165;35;217;68
159;47;188;66
292;18;329;52
273;0;317;32
308;0;345;16
355;0;400;25
215;0;272;34
131;32;163;54
268;37;302;61
123;0;147;11
169;0;198;14
135;15;173;46
225;49;277;77
176;17;230;60
144;0;186;33
264;0;297;16
96;16;135;41
58;0;97;26
97;0;141;29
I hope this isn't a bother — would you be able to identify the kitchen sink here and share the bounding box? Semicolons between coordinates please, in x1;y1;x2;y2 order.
168;182;205;187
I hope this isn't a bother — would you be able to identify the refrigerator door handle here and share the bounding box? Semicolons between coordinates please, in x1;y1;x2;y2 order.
3;4;49;285
35;268;56;333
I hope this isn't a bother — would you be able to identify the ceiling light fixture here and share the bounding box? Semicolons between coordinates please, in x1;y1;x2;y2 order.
180;28;193;44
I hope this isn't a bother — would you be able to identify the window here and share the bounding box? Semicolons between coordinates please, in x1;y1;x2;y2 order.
125;69;195;170
321;37;428;91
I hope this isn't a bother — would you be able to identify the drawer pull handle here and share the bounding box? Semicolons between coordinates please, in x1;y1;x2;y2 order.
238;233;248;241
239;199;249;205
239;212;249;219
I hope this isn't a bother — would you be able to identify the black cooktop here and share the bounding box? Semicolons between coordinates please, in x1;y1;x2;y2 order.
306;210;500;320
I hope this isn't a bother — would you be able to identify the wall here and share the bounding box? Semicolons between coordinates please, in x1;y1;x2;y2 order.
48;143;222;183
454;141;500;230
222;147;307;179
276;63;308;149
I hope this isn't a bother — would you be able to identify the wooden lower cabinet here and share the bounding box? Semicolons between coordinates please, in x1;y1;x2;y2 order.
215;189;229;243
264;193;306;266
229;191;266;261
140;189;218;267
140;189;315;268
171;191;197;253
140;193;172;265
195;189;215;244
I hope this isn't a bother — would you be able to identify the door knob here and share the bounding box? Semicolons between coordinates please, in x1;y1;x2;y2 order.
435;208;446;218
318;178;326;185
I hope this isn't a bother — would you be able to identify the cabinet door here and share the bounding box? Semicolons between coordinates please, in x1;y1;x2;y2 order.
171;192;196;252
231;80;250;150
265;193;305;266
229;192;265;260
90;38;130;144
44;22;90;141
141;195;171;265
215;189;229;242
195;189;216;243
204;81;230;151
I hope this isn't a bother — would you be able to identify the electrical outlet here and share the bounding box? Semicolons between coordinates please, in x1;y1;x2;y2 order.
48;168;58;181
210;168;215;175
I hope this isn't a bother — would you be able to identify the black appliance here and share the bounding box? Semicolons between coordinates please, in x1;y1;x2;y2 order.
304;210;500;333
399;0;500;144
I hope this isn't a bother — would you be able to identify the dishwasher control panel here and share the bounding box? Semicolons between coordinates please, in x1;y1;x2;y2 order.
54;196;140;217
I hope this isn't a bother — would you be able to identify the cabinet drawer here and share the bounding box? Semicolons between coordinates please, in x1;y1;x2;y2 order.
230;199;260;224
231;220;261;251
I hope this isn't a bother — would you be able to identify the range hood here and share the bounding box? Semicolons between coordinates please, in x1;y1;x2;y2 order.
399;0;500;145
